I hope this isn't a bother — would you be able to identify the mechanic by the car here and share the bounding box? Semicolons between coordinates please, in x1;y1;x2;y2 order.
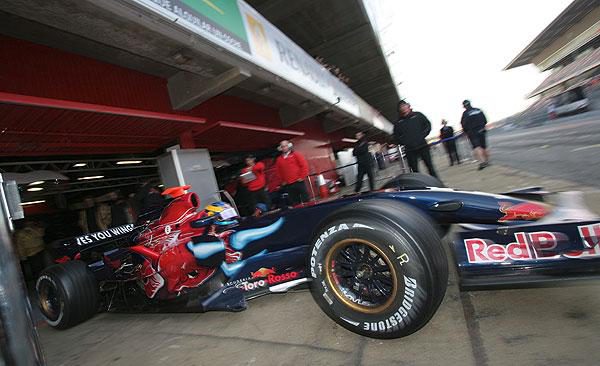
460;99;489;170
14;219;48;280
352;131;375;192
133;181;166;220
440;119;461;166
393;100;439;178
275;140;309;205
240;155;270;212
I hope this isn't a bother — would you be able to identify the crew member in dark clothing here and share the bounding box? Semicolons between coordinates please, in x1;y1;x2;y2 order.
460;99;489;170
352;131;375;192
439;119;461;166
393;100;439;178
134;182;166;221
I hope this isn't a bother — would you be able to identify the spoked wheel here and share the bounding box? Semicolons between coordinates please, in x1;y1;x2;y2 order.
326;239;398;313
309;200;448;339
37;276;63;325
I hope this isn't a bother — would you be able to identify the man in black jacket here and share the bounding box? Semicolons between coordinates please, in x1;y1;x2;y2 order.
440;119;461;166
352;131;375;192
460;99;489;170
393;100;439;178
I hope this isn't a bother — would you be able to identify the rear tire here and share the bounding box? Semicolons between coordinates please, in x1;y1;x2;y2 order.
381;172;445;190
36;261;99;329
309;200;448;339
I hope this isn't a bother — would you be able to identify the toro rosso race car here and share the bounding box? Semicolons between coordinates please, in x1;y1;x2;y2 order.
36;174;600;339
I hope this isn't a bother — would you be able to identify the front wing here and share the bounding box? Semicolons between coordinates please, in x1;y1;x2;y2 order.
455;220;600;290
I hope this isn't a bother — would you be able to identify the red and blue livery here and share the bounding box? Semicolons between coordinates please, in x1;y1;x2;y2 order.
36;174;600;339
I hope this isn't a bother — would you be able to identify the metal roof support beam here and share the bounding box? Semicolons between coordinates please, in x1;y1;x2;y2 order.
279;103;329;127
168;67;251;111
0;92;206;124
0;142;156;149
217;121;305;136
322;118;355;133
0;157;156;167
1;129;169;141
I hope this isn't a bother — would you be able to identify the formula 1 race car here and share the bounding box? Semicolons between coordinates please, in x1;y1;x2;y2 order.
36;174;600;339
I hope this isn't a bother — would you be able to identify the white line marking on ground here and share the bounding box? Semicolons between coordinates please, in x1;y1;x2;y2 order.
571;144;600;152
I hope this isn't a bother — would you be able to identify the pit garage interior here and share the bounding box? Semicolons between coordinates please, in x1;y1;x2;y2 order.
1;0;402;340
0;0;403;360
0;0;400;222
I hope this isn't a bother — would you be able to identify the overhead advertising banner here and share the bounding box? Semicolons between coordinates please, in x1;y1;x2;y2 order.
133;0;375;126
141;0;250;53
238;1;360;117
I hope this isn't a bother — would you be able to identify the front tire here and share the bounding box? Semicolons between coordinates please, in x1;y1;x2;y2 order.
381;172;445;190
309;200;448;339
36;261;99;329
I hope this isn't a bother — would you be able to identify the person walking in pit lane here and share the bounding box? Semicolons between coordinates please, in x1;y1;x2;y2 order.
461;99;490;170
352;131;375;192
240;155;270;212
393;100;439;179
275;140;309;206
440;119;461;166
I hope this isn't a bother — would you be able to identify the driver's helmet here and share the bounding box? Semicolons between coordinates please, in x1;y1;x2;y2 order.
204;201;239;225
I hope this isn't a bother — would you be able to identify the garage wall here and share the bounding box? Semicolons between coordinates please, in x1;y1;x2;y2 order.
0;35;172;111
0;34;337;178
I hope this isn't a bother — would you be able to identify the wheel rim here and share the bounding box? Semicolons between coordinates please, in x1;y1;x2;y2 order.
38;279;61;322
325;238;399;314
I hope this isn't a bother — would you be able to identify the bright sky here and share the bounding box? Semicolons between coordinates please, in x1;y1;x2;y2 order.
365;0;573;133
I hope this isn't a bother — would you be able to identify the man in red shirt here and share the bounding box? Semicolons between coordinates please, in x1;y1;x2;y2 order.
240;155;270;212
275;140;309;205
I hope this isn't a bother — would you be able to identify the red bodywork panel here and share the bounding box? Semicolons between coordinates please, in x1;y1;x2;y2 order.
131;192;220;298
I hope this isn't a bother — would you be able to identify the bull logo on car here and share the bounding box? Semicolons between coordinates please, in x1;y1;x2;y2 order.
498;202;549;222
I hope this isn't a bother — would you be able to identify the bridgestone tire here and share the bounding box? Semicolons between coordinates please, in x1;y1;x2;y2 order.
381;172;445;190
309;200;448;339
36;261;99;329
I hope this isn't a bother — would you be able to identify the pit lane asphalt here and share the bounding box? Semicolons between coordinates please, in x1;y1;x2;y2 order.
38;153;600;366
486;110;600;188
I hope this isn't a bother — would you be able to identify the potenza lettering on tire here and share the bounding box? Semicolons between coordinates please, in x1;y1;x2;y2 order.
310;223;373;278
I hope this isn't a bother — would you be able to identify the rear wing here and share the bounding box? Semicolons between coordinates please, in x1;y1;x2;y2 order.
74;224;136;247
53;224;142;258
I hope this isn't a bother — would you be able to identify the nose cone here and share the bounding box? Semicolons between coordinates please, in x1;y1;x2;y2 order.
539;191;598;223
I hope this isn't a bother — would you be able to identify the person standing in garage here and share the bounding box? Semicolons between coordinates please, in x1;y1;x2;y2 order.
276;140;309;205
14;219;49;280
353;131;375;192
240;155;270;212
393;100;439;178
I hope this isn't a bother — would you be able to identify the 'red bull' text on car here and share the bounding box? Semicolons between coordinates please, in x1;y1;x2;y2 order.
36;174;600;339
